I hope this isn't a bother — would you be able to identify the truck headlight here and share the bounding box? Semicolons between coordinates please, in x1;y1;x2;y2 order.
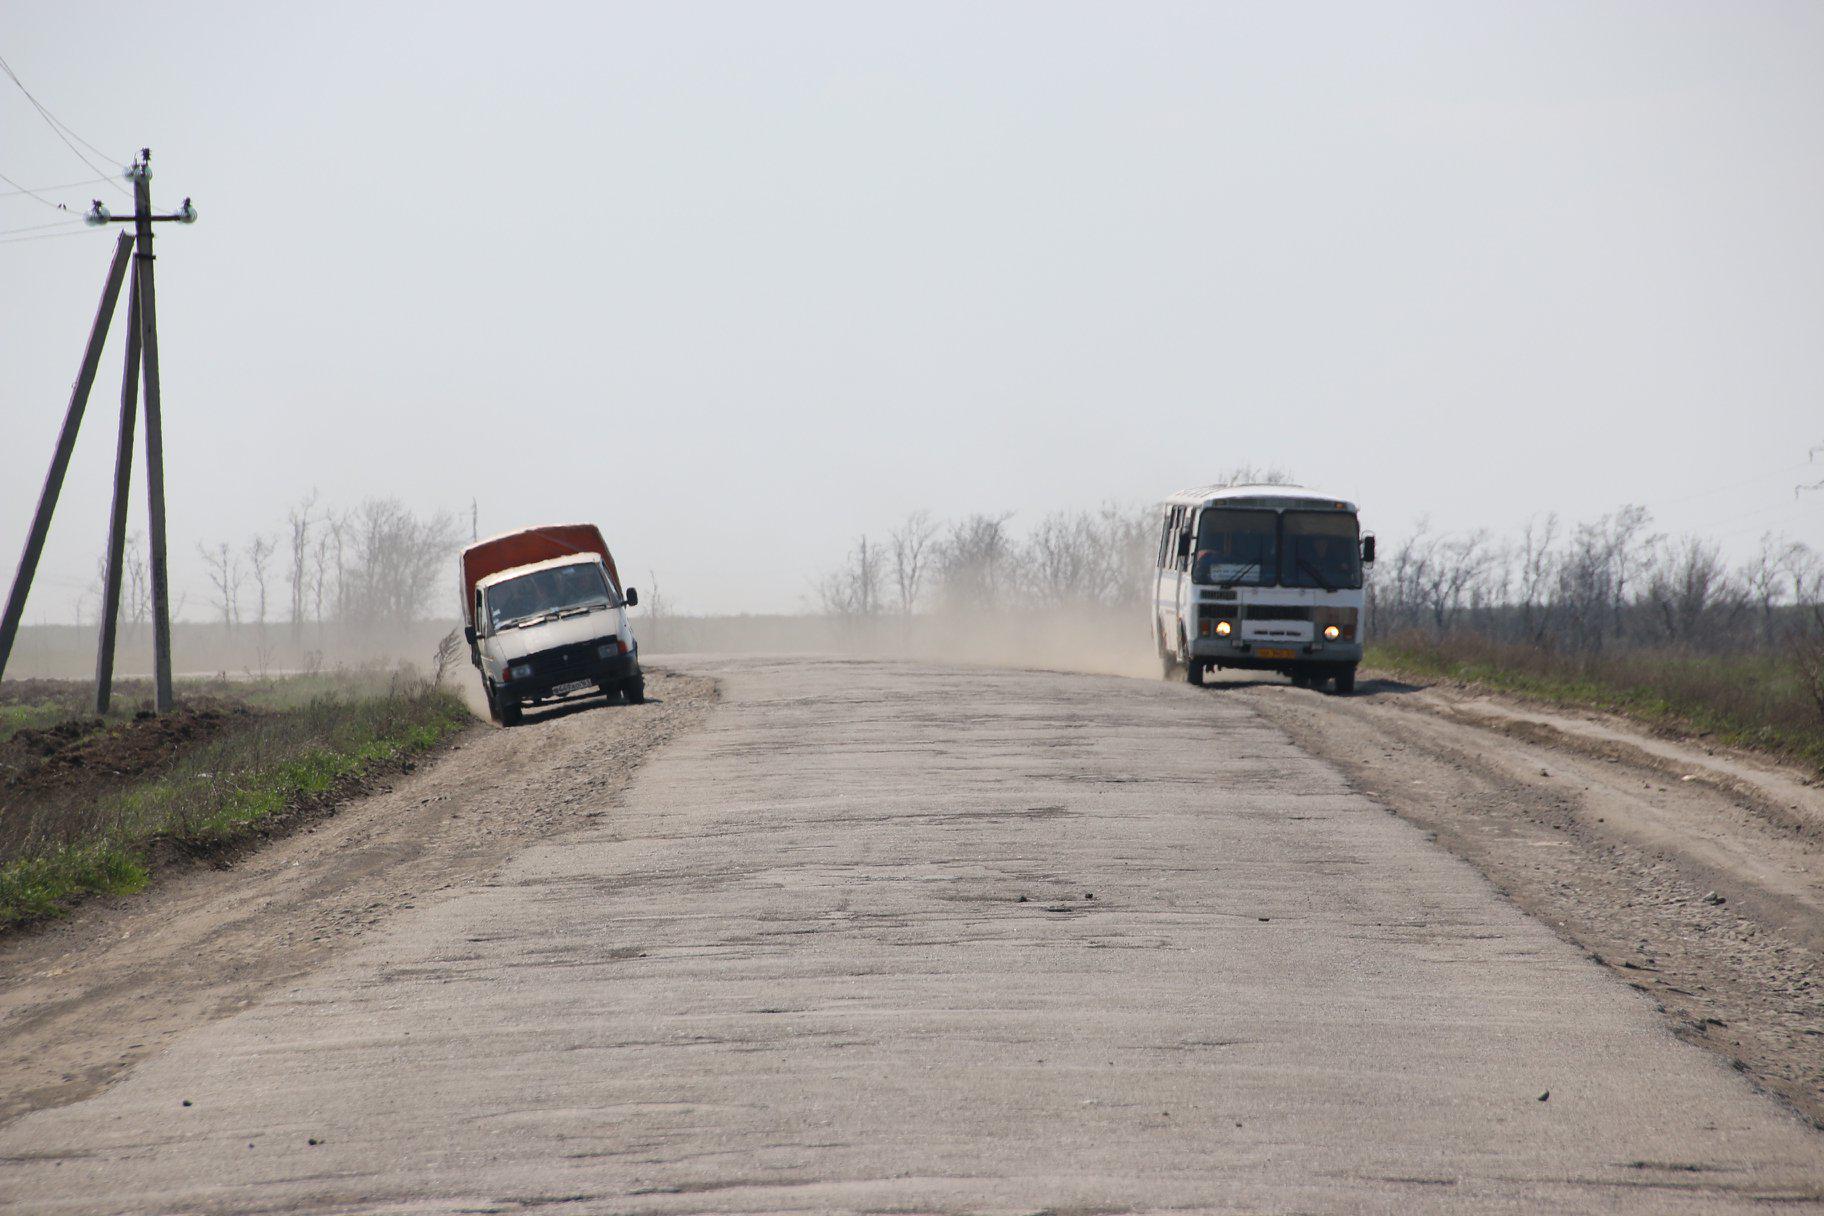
1215;620;1232;637
506;663;532;681
1324;625;1341;640
598;641;621;659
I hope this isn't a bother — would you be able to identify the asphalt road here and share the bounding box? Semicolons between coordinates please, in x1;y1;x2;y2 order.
4;657;1822;1214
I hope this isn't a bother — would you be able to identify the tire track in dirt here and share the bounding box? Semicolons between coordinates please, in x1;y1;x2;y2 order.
0;669;716;1127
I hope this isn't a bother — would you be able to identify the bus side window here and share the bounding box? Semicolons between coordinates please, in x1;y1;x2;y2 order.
1158;513;1175;568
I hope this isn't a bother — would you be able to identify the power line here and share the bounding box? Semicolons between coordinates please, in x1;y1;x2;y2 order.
0;226;98;247
0;217;84;238
0;167;76;212
0;53;131;198
0;173;113;200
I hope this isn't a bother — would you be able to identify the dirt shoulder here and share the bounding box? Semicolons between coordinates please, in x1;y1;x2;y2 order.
1228;668;1824;1126
0;669;715;1127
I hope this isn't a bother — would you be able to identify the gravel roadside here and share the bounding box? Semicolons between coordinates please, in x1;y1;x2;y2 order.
1234;670;1824;1127
0;669;716;1127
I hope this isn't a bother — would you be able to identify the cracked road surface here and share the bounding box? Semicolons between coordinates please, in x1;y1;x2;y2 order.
4;657;1822;1213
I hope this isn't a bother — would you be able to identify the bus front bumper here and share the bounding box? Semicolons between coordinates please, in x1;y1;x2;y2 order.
1190;638;1363;669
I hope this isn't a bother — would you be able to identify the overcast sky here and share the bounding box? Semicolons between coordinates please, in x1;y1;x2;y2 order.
3;1;1821;619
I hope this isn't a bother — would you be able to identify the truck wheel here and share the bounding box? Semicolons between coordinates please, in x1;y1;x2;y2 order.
498;694;523;726
1333;666;1357;695
484;680;504;725
623;675;646;704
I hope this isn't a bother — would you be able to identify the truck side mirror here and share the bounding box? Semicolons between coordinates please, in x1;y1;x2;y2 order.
623;587;639;608
463;624;477;646
1361;535;1377;565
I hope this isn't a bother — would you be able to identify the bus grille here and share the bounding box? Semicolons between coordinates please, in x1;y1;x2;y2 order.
1245;605;1312;622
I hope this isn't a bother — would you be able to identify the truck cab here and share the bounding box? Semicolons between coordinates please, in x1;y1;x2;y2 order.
459;524;643;726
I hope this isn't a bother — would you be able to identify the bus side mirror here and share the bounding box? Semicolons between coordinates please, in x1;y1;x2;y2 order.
1361;535;1377;565
1176;532;1192;560
623;587;639;608
463;625;477;646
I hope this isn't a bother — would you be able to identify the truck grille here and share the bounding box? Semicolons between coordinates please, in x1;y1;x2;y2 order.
525;641;599;678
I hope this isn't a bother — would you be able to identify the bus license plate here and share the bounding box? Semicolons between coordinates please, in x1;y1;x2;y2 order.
1256;647;1297;660
552;679;593;696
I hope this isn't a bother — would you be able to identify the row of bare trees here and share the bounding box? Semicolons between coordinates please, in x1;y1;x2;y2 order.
1367;510;1822;654
818;504;1159;619
192;495;462;634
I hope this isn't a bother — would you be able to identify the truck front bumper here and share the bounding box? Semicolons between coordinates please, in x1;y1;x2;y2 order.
498;649;640;704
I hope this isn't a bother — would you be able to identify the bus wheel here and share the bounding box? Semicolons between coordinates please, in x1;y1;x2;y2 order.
1333;666;1357;695
1185;659;1205;687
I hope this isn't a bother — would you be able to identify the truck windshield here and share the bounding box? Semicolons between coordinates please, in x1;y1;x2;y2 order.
1193;509;1277;586
1280;511;1362;589
486;563;613;629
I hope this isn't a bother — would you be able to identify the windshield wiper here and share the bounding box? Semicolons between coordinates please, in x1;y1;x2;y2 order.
1219;560;1259;589
557;601;609;619
1297;558;1338;593
500;611;557;630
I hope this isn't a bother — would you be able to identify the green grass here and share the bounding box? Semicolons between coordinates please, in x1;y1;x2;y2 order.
0;700;100;744
0;679;471;929
1368;633;1824;776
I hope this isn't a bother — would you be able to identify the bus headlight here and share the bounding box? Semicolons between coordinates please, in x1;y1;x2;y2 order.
1324;624;1341;640
1215;620;1232;637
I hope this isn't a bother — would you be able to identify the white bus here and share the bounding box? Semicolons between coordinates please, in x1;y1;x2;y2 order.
1152;484;1374;693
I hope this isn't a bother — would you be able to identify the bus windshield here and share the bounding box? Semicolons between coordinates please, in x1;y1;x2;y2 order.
1193;509;1277;586
1280;511;1362;590
486;562;613;629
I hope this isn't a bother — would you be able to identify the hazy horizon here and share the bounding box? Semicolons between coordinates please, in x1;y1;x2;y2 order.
4;1;1820;624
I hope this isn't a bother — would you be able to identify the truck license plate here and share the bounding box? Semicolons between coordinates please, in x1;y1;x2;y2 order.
1256;647;1297;660
552;679;593;696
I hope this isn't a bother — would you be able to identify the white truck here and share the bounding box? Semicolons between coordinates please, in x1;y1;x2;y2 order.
459;524;643;726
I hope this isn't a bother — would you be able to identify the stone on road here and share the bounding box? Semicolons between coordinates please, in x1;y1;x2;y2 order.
4;658;1821;1214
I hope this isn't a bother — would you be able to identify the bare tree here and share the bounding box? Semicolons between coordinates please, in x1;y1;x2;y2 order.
286;490;318;641
245;533;276;629
123;534;149;638
198;541;240;630
935;513;1015;611
1515;514;1559;644
817;535;884;619
889;510;938;616
1209;463;1297;487
1644;537;1744;644
339;498;462;627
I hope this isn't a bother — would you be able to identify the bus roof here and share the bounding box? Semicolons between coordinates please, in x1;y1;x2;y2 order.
1163;483;1357;513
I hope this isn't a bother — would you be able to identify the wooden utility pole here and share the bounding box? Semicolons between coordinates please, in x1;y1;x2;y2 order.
0;232;134;681
128;153;177;712
94;246;143;714
0;148;194;713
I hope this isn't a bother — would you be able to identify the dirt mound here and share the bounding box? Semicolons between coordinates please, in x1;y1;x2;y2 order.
0;702;257;803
